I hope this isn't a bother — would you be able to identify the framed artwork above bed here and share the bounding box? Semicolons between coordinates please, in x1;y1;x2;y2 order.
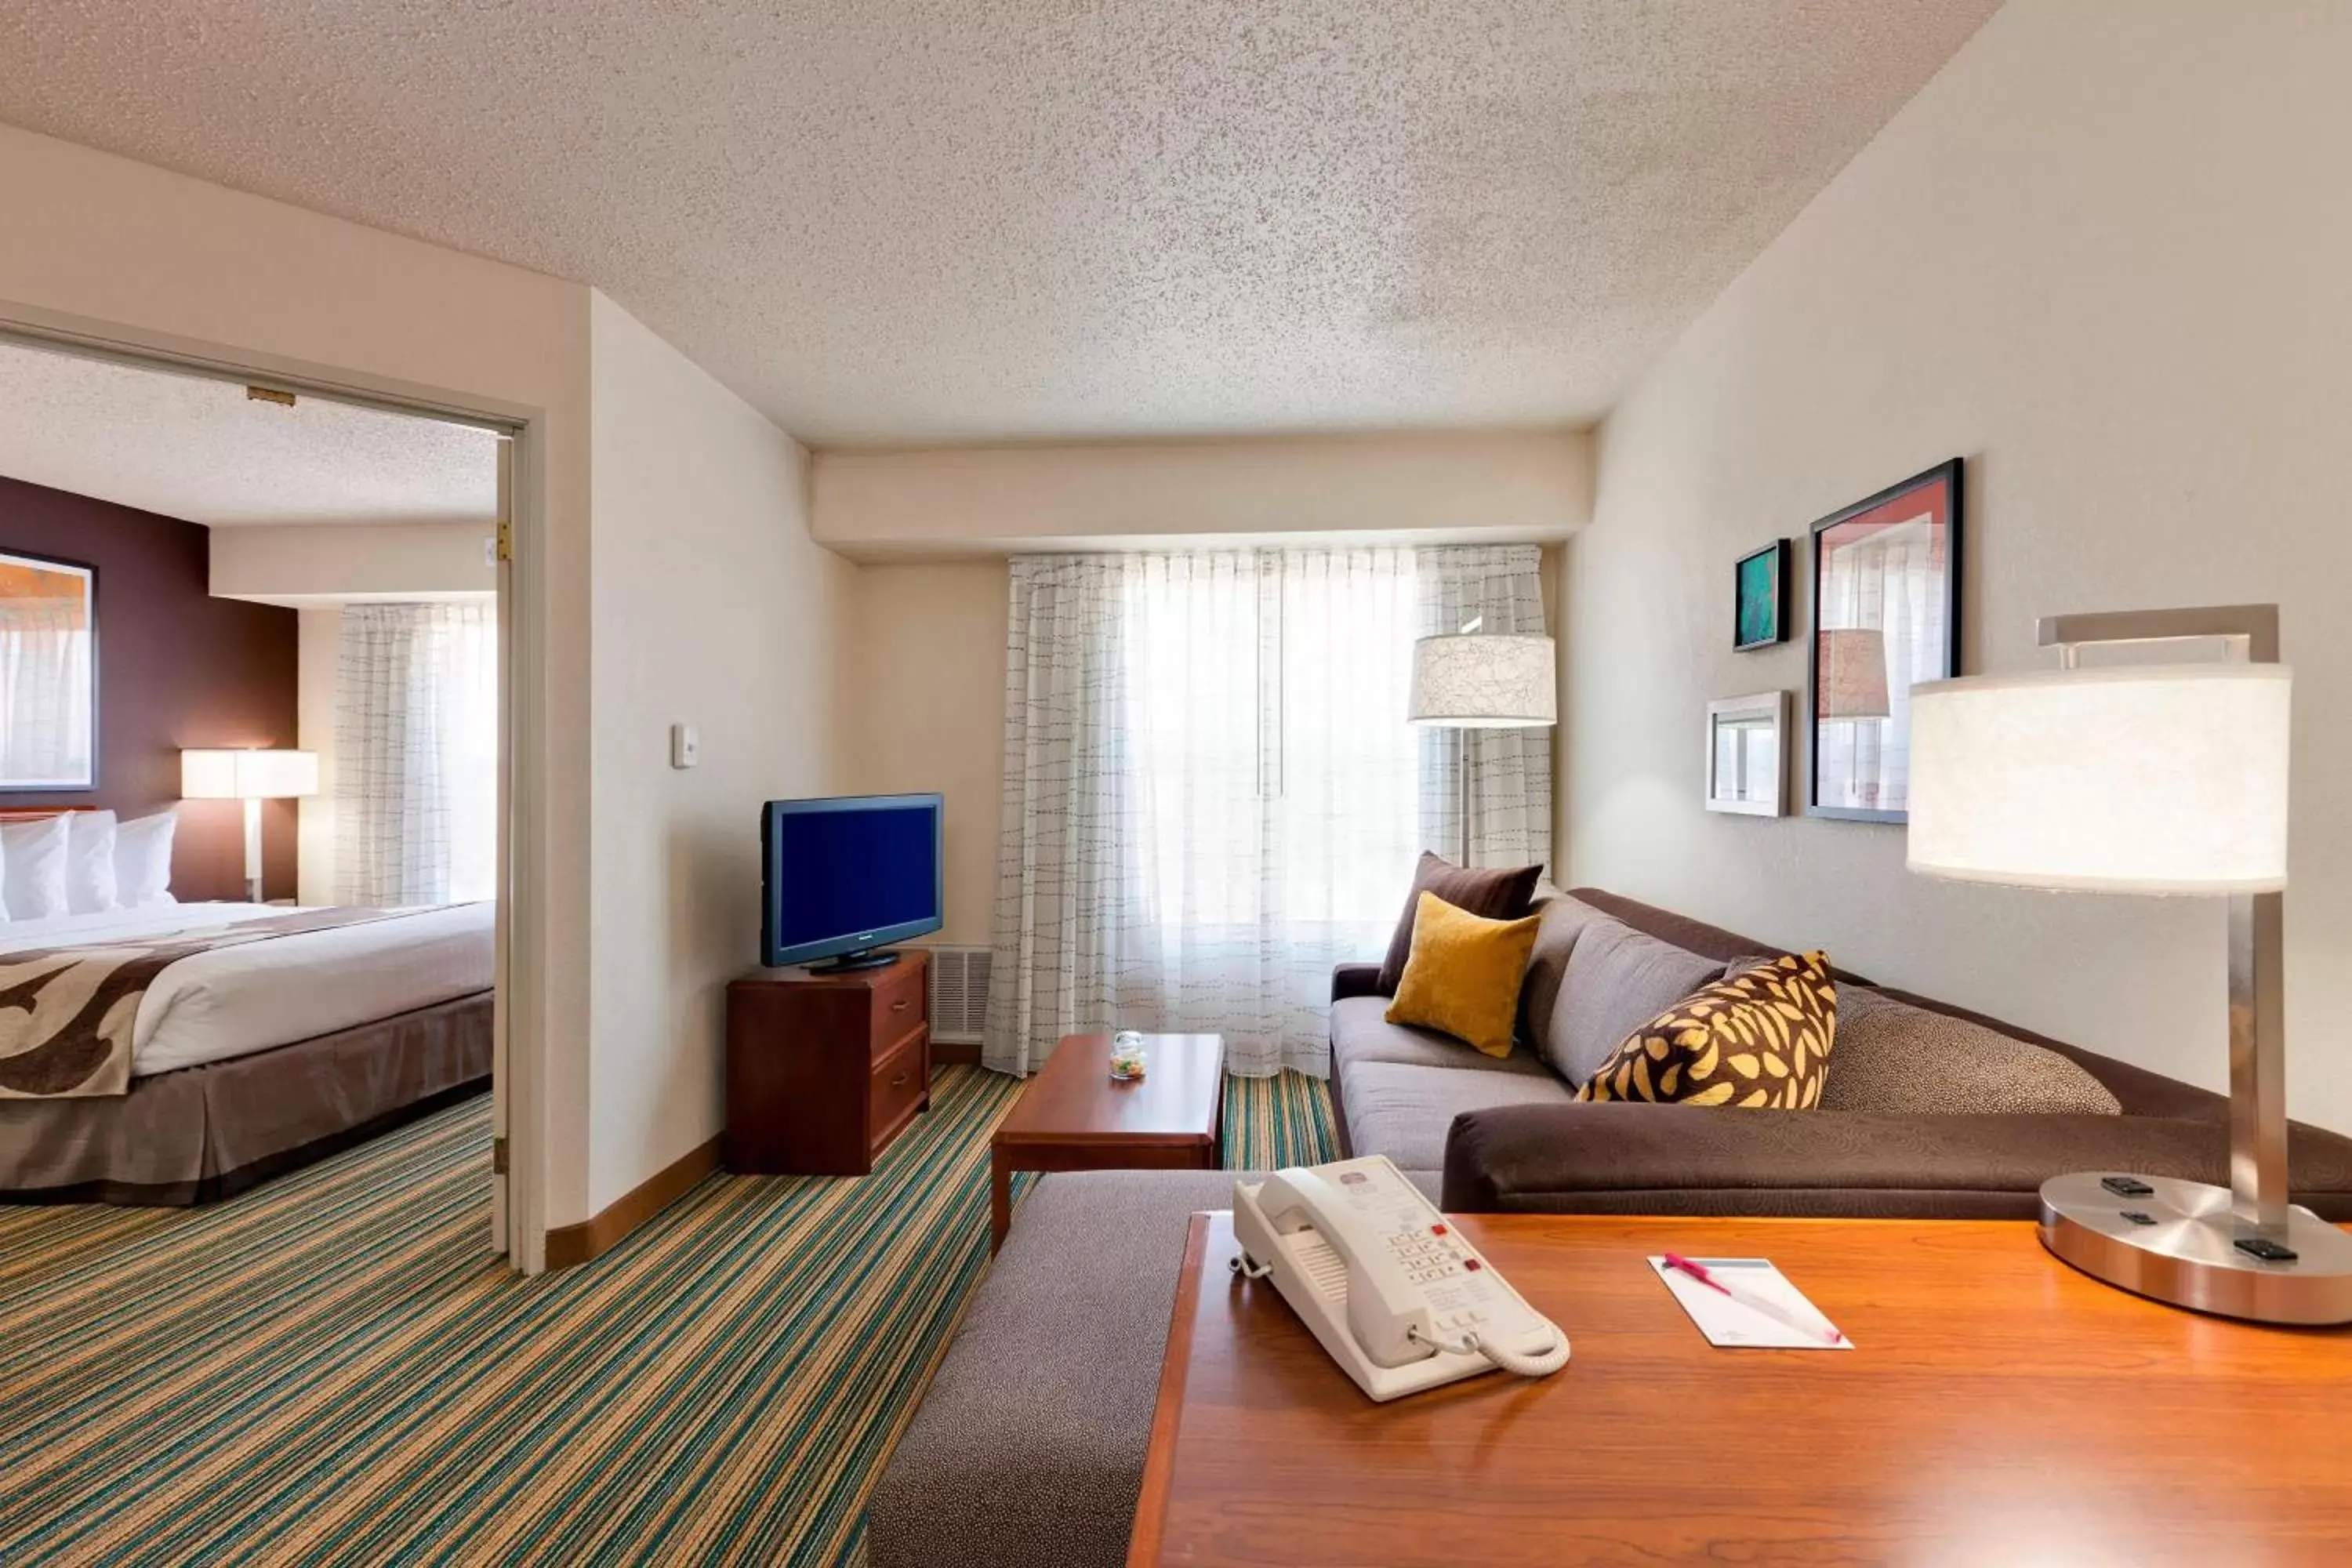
0;548;98;791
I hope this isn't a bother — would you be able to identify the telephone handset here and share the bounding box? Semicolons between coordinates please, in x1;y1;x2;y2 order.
1232;1154;1570;1403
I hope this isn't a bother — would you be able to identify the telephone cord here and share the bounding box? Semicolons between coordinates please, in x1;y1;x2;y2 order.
1410;1321;1571;1377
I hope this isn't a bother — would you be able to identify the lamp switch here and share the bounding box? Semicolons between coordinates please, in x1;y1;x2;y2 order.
670;724;699;769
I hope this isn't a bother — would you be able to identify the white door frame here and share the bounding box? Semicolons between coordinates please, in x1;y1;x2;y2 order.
0;307;553;1272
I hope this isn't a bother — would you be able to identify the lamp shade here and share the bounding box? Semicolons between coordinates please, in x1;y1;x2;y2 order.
1817;628;1891;720
181;748;320;800
1407;633;1556;728
1907;665;2289;894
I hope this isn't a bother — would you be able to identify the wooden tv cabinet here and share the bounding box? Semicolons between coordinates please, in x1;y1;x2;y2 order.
724;948;931;1175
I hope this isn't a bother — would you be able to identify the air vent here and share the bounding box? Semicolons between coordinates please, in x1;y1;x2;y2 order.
926;946;993;1044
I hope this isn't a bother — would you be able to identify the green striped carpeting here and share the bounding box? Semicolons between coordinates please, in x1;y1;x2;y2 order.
0;1065;1334;1566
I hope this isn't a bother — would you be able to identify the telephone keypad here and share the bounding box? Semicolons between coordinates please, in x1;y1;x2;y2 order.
1387;1228;1478;1285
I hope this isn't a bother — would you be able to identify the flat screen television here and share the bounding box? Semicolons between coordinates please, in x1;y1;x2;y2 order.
761;792;944;972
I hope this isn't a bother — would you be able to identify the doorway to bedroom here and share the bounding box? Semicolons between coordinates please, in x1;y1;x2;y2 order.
0;331;525;1257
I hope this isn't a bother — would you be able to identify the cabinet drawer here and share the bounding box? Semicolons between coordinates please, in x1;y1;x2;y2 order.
869;958;926;1050
869;1029;928;1146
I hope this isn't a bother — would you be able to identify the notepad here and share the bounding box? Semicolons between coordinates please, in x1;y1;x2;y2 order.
1648;1256;1853;1349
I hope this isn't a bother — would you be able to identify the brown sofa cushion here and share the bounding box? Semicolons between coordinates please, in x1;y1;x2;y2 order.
1824;985;2122;1116
1541;916;1724;1087
1376;852;1544;992
1443;1099;2352;1221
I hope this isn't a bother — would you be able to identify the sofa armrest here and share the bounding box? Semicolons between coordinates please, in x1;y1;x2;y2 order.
1441;1102;2352;1222
1331;963;1388;1004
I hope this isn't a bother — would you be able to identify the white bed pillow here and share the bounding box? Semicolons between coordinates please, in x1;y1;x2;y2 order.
64;809;120;914
114;810;179;910
1;815;71;921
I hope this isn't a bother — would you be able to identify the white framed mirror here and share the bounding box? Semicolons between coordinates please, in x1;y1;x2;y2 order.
1706;691;1786;817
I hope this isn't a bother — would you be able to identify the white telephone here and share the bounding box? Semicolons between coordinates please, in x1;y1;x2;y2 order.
1232;1155;1570;1403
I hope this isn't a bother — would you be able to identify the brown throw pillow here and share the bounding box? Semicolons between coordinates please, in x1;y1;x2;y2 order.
1577;953;1838;1109
1377;851;1544;993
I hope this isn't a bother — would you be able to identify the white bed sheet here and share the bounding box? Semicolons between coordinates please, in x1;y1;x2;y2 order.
0;901;495;1077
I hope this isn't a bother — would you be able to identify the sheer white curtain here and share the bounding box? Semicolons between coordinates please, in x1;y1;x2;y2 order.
985;546;1548;1080
334;602;497;906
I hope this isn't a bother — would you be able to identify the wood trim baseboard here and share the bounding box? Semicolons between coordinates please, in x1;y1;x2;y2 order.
934;1040;981;1067
544;1133;721;1270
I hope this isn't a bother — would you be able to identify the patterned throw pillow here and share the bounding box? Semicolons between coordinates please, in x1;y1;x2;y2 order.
1576;953;1837;1109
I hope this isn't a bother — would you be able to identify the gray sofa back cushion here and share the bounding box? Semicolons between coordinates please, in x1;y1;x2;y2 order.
1822;985;2124;1116
1541;915;1725;1088
1515;893;1606;1049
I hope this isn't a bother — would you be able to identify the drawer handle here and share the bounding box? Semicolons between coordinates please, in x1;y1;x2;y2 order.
891;999;910;1012
891;1073;909;1089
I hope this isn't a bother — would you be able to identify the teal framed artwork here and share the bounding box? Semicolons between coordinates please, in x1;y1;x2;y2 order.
1734;539;1789;651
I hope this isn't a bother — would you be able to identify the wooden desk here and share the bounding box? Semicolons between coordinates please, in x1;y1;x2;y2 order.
1131;1212;2352;1566
990;1033;1224;1252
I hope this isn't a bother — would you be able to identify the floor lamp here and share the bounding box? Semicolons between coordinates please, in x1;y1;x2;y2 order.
1407;625;1556;866
182;748;319;904
1907;604;2352;1324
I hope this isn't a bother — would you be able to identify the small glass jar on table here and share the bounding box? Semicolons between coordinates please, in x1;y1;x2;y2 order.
1109;1031;1149;1081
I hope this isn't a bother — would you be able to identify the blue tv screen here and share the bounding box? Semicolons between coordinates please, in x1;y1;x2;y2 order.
761;793;943;967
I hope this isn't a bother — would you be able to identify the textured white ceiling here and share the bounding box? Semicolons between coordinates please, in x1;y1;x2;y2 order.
0;2;1998;445
0;341;499;525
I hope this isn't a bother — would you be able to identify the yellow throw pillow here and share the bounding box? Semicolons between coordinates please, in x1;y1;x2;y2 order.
1385;891;1544;1058
1577;953;1838;1109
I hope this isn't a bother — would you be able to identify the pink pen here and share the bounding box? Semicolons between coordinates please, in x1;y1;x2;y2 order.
1663;1253;1847;1346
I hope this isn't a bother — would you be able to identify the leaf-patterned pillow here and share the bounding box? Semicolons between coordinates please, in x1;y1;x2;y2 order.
1574;953;1836;1109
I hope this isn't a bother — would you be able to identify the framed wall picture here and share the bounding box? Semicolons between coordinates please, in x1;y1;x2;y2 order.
1706;691;1787;816
1805;459;1962;824
1733;539;1790;651
0;548;98;791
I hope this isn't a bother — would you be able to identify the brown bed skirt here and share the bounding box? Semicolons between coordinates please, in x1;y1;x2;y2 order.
0;990;494;1207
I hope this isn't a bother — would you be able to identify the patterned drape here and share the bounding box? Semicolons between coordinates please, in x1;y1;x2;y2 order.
985;546;1552;1080
334;602;498;907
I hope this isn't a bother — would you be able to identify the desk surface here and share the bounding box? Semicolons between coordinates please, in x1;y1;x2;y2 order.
1130;1211;2352;1566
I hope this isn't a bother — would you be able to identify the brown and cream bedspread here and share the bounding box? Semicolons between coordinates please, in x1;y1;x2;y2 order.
0;908;411;1099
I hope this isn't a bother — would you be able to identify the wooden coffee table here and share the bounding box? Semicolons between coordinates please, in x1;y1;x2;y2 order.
989;1033;1225;1252
1130;1210;2352;1566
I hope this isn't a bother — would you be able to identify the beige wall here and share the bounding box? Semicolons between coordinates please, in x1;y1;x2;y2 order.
586;290;857;1214
0;120;601;1242
845;560;1008;946
813;428;1592;558
211;521;497;604
1563;0;2352;1131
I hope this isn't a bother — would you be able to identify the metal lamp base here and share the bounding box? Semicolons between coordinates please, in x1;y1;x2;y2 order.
2038;1171;2352;1325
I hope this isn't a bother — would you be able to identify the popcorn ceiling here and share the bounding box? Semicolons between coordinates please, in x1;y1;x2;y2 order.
0;2;1998;445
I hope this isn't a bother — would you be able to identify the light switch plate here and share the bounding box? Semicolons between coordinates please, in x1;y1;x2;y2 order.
670;724;699;769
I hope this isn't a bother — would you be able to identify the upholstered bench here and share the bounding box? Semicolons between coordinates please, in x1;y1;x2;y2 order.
866;1167;1445;1567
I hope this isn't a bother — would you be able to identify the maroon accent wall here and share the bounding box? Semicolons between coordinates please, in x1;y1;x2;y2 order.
0;475;299;902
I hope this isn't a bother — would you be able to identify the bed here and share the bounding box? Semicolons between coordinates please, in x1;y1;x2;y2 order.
0;891;495;1205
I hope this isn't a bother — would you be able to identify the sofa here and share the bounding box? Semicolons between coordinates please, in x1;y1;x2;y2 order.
1334;886;2352;1220
867;885;2352;1568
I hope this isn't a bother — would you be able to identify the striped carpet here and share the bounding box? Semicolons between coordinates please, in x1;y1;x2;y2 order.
0;1065;1335;1566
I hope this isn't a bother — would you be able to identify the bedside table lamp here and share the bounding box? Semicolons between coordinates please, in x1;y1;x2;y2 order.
1907;604;2352;1324
1407;623;1556;865
182;748;318;904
